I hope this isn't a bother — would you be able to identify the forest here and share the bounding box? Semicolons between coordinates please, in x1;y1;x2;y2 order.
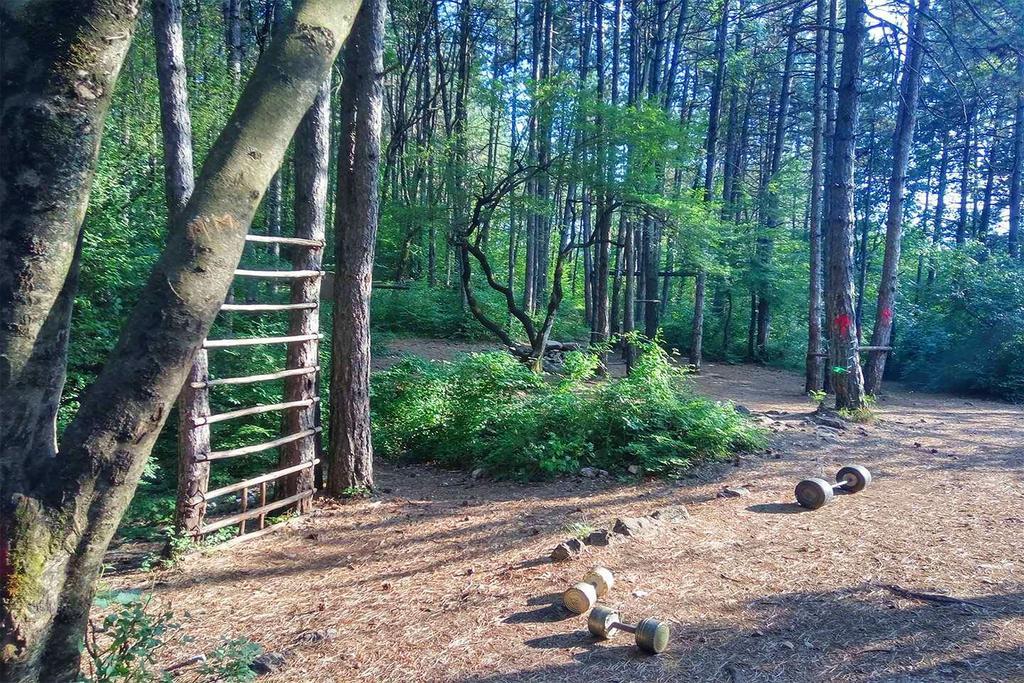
2;0;1023;680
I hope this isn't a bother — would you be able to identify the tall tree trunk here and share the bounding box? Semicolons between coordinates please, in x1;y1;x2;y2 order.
854;121;876;338
863;0;927;395
154;0;196;216
956;103;975;246
224;0;243;90
689;270;706;368
805;0;827;393
690;0;730;366
1;2;358;678
622;217;636;370
755;5;800;360
978;132;996;241
703;0;729;198
329;0;386;495
820;0;839;395
824;0;866;411
282;77;331;501
929;132;950;284
1009;55;1024;258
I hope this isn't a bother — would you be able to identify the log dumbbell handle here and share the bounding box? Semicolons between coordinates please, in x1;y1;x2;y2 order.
830;475;854;492
609;619;637;634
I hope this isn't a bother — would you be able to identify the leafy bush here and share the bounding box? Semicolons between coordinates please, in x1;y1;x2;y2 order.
372;337;765;480
82;593;261;682
890;251;1024;401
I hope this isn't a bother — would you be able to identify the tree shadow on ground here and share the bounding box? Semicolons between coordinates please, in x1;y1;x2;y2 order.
459;585;1024;682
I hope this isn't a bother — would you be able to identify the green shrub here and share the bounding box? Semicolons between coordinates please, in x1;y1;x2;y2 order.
82;594;262;682
890;252;1024;400
371;337;765;480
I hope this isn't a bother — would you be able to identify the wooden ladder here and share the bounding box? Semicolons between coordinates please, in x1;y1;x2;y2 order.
175;229;326;544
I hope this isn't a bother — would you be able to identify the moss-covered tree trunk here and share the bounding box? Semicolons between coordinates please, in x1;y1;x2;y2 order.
0;2;360;679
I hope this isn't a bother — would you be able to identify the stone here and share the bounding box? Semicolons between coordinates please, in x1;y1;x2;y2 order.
296;628;338;644
584;529;612;546
551;538;585;561
718;486;750;498
627;464;641;475
649;505;690;522
812;411;848;430
612;516;656;537
471;468;485;480
579;467;599;479
734;404;752;415
251;652;288;675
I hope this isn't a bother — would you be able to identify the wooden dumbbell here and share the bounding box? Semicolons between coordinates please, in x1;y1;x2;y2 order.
587;604;670;654
795;464;872;510
562;566;615;614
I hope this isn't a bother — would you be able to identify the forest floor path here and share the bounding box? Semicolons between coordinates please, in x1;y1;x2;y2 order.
113;339;1024;682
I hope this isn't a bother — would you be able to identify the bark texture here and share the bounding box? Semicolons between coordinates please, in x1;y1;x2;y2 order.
1009;56;1024;258
282;77;331;501
329;0;387;494
153;0;196;215
824;0;866;411
1;1;360;678
805;0;827;393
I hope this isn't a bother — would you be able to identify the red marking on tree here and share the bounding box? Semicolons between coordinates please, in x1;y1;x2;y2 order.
881;307;893;324
834;313;852;337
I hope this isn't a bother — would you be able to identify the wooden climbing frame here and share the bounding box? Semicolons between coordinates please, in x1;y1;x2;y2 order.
175;226;325;544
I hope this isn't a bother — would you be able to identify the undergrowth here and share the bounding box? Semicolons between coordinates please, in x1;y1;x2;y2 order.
372;336;765;480
82;591;261;682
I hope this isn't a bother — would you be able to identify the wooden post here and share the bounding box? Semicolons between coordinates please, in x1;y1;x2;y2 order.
258;481;268;529
175;349;211;539
238;485;249;536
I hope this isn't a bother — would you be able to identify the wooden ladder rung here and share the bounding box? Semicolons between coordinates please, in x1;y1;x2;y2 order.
245;234;325;248
204;458;320;499
200;490;313;535
234;268;324;278
220;302;318;312
194;397;319;426
203;428;321;462
203;333;321;349
192;365;319;389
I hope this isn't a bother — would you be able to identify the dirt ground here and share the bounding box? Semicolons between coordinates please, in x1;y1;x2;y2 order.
108;340;1024;682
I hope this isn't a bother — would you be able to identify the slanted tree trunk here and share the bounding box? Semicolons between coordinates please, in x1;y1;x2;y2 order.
824;0;866;411
0;3;359;678
329;0;386;495
863;0;927;395
805;0;827;393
